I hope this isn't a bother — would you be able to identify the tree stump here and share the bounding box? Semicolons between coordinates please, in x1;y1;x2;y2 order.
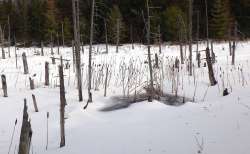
32;94;39;112
29;77;35;90
1;74;7;97
18;99;32;154
45;62;49;86
22;53;29;74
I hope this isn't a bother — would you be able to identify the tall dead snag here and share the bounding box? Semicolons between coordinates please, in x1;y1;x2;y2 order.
50;32;54;55
57;32;60;55
177;16;184;64
116;19;120;53
232;22;237;65
61;23;65;47
8;15;11;58
45;62;49;86
18;99;32;154
104;19;109;54
0;24;5;59
72;0;83;102
41;42;44;56
32;94;39;112
104;66;108;97
130;24;134;50
1;74;8;97
158;25;162;54
205;47;217;86
88;0;95;103
188;0;193;76
29;77;35;90
22;53;29;74
196;11;199;60
59;65;66;147
146;0;154;102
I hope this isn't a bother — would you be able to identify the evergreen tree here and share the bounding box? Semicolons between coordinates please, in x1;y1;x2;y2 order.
108;5;127;44
162;5;186;41
210;0;228;39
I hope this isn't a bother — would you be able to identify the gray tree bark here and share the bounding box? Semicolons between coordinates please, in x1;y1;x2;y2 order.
32;94;39;112
22;53;29;74
18;99;32;154
45;62;49;86
1;74;7;97
59;65;66;147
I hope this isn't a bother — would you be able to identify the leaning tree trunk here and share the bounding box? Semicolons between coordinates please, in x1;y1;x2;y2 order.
205;47;217;86
18;99;32;154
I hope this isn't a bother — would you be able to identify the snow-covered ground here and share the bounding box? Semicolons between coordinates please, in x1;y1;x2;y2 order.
1;42;250;154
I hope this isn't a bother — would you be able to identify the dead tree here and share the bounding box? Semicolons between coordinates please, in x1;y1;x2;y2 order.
130;24;134;50
22;53;29;74
158;25;162;54
188;0;193;76
61;22;65;47
32;94;39;112
59;65;66;147
232;22;237;65
146;0;154;102
57;32;60;55
87;0;95;103
8;15;11;58
116;19;120;53
104;66;108;97
1;74;8;97
196;11;199;60
18;99;32;154
29;77;34;90
72;0;83;102
177;16;184;64
104;19;109;54
45;62;49;86
50;32;54;55
41;42;44;56
205;47;217;86
0;25;5;59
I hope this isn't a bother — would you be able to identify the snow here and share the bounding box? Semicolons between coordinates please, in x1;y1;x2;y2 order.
1;42;250;154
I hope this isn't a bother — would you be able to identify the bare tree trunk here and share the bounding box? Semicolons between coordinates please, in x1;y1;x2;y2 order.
188;0;193;76
1;74;7;97
29;77;34;90
196;11;199;60
146;0;154;102
104;19;109;54
45;62;49;86
59;65;66;147
50;32;54;55
116;19;120;53
130;24;134;50
32;94;39;112
104;66;108;97
14;36;17;68
87;0;95;103
72;0;83;102
57;32;60;55
158;25;161;54
206;47;217;86
72;40;76;67
18;99;32;154
205;0;209;48
0;25;5;59
61;22;65;47
232;22;237;65
22;52;29;74
41;41;44;56
8;15;11;58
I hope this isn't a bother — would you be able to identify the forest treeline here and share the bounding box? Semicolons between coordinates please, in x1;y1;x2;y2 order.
0;0;249;45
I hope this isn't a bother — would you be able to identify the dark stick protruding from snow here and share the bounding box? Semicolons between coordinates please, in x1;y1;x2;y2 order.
1;74;8;97
22;52;29;74
59;65;66;147
45;62;49;86
32;94;39;112
18;99;32;154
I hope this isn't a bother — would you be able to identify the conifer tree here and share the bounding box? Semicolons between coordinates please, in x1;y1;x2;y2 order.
210;0;228;39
